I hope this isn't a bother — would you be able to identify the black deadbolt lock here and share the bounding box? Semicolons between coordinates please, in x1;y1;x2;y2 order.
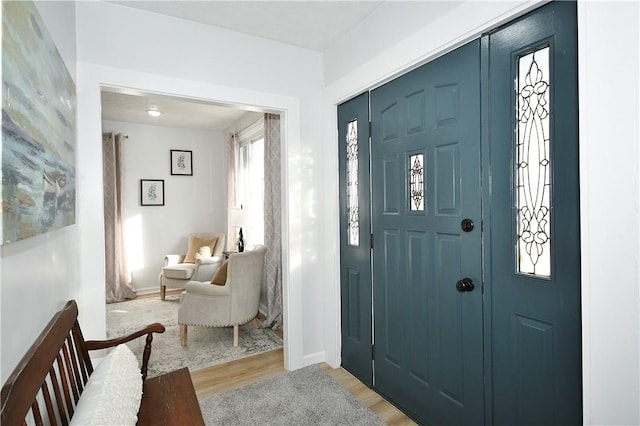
461;218;474;232
456;278;475;292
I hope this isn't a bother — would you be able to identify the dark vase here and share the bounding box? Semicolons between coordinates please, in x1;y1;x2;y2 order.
238;228;245;252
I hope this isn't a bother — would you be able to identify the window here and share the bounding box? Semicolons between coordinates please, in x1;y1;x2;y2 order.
346;119;359;246
516;46;551;277
409;153;425;211
233;120;264;246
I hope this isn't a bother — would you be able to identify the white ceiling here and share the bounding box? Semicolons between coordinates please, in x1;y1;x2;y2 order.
101;90;263;130
102;1;383;130
108;1;383;52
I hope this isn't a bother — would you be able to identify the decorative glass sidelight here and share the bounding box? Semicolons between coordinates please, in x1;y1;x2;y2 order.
516;46;551;277
409;153;425;211
346;120;359;246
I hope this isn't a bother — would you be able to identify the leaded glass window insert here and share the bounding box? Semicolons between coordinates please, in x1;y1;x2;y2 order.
346;119;359;246
409;153;424;211
516;46;551;277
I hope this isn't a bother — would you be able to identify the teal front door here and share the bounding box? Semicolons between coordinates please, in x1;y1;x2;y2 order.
338;3;580;425
370;39;483;425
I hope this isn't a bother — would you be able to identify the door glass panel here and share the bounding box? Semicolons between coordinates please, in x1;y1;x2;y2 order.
516;46;551;277
409;153;425;211
347;119;359;246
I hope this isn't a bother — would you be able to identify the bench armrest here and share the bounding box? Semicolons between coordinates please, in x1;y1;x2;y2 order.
86;323;165;381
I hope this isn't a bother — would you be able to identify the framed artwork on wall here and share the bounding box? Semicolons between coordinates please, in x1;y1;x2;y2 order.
140;179;164;206
170;149;193;176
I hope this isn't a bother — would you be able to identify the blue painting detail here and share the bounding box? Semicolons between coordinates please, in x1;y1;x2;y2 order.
2;1;76;244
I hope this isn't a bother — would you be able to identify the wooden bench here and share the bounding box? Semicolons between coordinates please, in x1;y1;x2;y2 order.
1;300;204;425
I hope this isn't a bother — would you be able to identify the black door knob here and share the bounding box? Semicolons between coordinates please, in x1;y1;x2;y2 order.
456;277;475;292
461;218;474;232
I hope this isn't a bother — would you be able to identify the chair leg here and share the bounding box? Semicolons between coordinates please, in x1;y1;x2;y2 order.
160;285;166;301
180;324;187;347
233;324;239;347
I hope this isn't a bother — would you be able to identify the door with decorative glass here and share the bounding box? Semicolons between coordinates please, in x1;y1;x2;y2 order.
370;39;483;425
338;92;373;387
487;2;581;424
337;2;580;425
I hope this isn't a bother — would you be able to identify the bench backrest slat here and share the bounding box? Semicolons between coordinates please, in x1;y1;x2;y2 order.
31;399;43;425
71;323;92;383
40;381;57;426
64;335;83;400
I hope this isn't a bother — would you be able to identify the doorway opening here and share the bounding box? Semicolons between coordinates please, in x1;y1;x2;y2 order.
99;87;284;373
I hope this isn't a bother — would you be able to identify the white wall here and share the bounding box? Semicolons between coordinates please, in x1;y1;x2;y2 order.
75;0;324;370
577;2;640;424
101;120;226;293
321;1;640;424
0;1;79;382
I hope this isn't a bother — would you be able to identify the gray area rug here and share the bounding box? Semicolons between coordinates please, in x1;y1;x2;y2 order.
106;295;283;378
199;364;385;426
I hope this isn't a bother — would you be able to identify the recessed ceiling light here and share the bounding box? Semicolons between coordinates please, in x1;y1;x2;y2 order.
146;109;162;117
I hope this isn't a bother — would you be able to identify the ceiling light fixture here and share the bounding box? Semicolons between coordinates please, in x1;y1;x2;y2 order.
146;109;162;117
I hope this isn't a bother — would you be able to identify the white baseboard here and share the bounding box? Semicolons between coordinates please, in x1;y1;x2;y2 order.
135;286;161;295
303;351;326;367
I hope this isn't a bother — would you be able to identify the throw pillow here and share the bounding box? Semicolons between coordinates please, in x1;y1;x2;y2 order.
211;260;228;286
70;344;142;426
195;245;212;260
184;236;217;263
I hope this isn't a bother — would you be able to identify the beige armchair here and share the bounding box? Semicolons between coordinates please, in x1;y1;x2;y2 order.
178;245;267;347
159;232;226;300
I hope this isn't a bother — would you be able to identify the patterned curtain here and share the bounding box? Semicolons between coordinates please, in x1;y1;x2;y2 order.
262;114;283;329
103;133;136;303
227;133;238;250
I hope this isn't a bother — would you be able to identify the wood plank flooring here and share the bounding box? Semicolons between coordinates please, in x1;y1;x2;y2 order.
190;348;415;425
130;292;415;425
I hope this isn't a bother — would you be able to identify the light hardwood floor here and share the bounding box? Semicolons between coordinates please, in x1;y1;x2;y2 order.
191;348;415;425
133;292;415;425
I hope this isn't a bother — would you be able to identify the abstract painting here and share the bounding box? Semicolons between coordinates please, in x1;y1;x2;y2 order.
2;1;76;244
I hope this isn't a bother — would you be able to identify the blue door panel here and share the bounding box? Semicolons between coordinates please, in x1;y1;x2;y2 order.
487;2;581;424
337;92;372;387
371;39;483;425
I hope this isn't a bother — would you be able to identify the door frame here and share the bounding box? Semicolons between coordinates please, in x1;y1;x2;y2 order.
334;3;581;425
328;2;638;424
77;62;304;371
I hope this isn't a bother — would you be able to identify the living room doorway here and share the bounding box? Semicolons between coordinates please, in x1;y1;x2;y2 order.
99;87;284;371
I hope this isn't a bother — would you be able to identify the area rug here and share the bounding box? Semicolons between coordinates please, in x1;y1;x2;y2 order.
199;364;385;426
106;295;283;378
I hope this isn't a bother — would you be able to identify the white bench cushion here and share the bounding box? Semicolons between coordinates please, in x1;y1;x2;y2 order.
70;344;142;426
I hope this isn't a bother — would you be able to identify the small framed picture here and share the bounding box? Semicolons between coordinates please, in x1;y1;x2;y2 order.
170;149;193;176
140;179;164;206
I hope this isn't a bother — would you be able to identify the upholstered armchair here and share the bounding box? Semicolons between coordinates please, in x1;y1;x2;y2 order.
159;232;226;300
178;245;267;347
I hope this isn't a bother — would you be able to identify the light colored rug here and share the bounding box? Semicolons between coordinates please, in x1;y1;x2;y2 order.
199;364;386;426
106;295;283;378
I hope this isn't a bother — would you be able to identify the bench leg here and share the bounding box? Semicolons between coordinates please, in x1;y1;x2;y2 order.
180;324;187;347
233;324;239;347
160;285;166;301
